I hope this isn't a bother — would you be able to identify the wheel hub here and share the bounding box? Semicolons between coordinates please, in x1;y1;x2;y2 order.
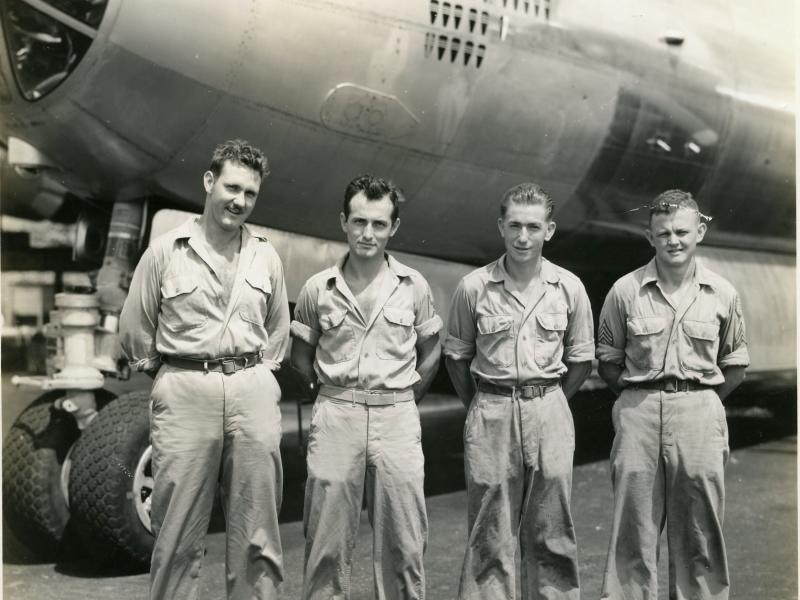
132;445;154;533
60;443;76;506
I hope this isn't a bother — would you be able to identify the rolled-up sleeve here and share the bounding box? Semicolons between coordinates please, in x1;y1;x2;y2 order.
262;250;290;367
717;292;750;368
119;247;162;372
596;285;627;367
443;279;476;361
564;280;595;363
291;281;321;347
413;277;443;341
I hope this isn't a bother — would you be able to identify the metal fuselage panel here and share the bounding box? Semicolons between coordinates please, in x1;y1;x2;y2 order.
0;0;794;260
0;0;795;376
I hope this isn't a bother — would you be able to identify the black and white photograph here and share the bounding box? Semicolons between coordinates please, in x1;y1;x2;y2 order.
0;0;796;598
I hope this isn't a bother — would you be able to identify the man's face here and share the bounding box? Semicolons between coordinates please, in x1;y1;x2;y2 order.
497;203;556;266
646;207;707;268
340;192;399;259
202;161;261;232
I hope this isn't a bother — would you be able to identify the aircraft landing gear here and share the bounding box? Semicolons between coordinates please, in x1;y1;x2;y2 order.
5;199;152;567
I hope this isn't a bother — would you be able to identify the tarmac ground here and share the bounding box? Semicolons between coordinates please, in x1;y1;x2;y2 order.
2;371;797;599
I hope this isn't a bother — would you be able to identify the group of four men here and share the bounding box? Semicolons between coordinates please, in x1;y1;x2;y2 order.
119;139;749;600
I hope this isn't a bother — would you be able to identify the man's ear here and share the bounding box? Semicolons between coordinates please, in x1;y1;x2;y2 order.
544;220;557;242
644;227;655;248
696;221;707;243
203;171;215;194
389;217;401;237
340;212;348;234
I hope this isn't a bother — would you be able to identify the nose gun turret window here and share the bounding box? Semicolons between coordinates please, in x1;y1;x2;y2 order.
2;0;108;101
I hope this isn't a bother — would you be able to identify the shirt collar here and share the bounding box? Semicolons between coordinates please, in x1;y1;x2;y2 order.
176;217;257;244
641;257;715;289
329;252;411;282
641;258;659;287
693;259;715;288
487;255;560;284
173;217;198;241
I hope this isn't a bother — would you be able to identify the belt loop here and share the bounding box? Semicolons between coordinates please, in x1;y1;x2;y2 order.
511;385;517;399
203;361;208;373
351;389;356;407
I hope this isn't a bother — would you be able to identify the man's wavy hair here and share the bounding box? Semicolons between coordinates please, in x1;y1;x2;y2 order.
499;182;554;220
343;174;402;222
648;189;700;222
209;139;270;179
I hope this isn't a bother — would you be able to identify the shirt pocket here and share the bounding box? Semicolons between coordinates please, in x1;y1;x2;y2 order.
240;272;272;328
317;308;356;364
160;276;207;332
680;320;719;373
476;314;515;368
625;316;667;370
533;312;567;368
376;306;416;360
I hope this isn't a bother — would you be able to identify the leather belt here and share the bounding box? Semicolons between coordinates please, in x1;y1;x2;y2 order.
629;378;711;393
319;384;414;406
478;380;560;400
162;352;262;374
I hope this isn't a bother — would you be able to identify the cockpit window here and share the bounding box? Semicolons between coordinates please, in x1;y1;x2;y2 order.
1;0;107;101
43;0;107;29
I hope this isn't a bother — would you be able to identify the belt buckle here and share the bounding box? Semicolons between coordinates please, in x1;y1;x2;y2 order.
519;386;539;400
664;379;678;393
221;358;237;375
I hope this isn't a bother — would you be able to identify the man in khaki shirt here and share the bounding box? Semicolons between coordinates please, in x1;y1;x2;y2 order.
596;190;749;600
291;175;442;600
445;183;594;600
120;140;290;600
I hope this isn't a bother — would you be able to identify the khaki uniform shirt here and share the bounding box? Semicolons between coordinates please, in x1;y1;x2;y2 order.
290;254;442;391
120;218;290;371
596;258;749;386
444;257;595;385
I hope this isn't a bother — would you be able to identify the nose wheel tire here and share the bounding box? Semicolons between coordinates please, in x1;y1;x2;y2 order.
67;390;154;569
2;392;80;557
2;390;114;558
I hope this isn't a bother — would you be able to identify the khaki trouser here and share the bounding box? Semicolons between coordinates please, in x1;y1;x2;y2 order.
149;362;284;600
302;396;427;600
601;387;730;600
458;386;580;600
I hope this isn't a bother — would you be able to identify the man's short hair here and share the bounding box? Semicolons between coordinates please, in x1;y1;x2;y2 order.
209;139;270;179
343;174;402;222
500;182;554;219
648;189;700;221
